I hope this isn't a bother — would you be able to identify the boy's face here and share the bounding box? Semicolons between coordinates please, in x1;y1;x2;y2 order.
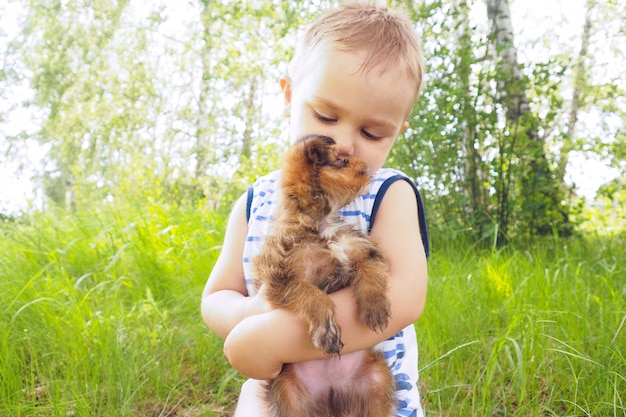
281;47;415;173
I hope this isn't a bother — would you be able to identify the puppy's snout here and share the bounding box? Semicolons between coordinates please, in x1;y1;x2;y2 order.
333;155;354;169
336;157;349;166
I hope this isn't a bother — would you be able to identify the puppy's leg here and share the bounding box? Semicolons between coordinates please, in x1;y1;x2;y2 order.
348;240;391;333
361;350;397;417
268;277;343;355
256;241;344;354
267;366;331;417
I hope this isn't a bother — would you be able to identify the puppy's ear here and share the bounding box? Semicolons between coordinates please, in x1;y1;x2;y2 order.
305;142;329;167
303;136;335;167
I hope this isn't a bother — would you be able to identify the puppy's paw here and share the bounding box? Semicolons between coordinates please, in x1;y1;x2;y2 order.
310;316;344;355
359;298;391;334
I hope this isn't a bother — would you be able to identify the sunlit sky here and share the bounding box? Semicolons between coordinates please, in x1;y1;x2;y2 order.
0;0;622;214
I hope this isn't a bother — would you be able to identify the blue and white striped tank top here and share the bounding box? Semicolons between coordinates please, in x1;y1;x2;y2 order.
243;168;429;417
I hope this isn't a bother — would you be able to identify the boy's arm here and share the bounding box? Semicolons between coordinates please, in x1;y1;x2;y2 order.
224;180;428;380
201;193;270;340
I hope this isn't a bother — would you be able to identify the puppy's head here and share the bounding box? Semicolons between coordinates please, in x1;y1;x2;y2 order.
281;135;371;218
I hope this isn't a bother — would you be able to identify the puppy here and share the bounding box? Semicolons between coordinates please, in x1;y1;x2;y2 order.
252;135;396;417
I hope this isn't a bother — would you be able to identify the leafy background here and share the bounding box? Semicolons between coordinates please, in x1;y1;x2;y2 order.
0;0;624;416
1;0;624;240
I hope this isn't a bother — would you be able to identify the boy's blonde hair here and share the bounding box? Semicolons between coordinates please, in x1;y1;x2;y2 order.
289;1;425;101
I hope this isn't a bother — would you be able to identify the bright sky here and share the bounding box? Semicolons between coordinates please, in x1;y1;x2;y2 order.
0;0;621;214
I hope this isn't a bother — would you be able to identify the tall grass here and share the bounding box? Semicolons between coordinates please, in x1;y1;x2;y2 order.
0;200;238;416
420;233;626;416
0;201;624;416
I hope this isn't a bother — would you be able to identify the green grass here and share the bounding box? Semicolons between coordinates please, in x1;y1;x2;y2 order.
420;234;626;416
0;201;624;416
0;201;239;416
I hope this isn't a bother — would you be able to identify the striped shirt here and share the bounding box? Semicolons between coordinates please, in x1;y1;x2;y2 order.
243;167;429;417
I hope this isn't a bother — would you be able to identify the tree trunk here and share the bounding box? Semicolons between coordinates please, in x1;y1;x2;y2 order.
453;0;490;236
557;0;593;182
486;0;530;121
195;0;216;180
487;0;571;238
240;76;258;163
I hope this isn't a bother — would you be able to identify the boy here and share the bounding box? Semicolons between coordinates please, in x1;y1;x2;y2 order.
201;2;429;416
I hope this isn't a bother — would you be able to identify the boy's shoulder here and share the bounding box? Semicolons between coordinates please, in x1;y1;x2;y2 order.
245;170;281;222
252;169;282;187
369;168;430;259
372;167;410;182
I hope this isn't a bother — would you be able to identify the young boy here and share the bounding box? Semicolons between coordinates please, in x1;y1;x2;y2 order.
201;2;429;416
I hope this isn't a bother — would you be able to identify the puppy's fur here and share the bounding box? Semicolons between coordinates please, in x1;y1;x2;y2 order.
252;135;396;417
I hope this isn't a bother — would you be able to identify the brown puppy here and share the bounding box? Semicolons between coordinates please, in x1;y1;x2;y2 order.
252;135;396;417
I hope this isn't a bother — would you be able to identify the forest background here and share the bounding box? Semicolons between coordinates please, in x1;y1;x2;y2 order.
0;0;624;236
0;0;624;416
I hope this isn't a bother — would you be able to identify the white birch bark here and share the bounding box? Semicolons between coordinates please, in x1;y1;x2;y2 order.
486;0;531;123
558;0;594;181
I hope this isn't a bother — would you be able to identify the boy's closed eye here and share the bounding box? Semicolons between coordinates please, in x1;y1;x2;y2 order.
313;110;336;123
313;110;385;141
361;129;384;140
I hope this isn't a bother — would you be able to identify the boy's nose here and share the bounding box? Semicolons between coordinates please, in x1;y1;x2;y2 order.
334;131;356;155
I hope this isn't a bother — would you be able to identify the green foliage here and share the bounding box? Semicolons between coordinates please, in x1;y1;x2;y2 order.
0;200;239;416
420;233;626;416
20;0;163;207
1;0;624;241
389;1;582;244
577;177;626;234
1;205;624;415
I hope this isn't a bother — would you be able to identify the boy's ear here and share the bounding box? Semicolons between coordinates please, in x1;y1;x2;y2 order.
401;121;409;132
280;76;292;104
280;76;292;118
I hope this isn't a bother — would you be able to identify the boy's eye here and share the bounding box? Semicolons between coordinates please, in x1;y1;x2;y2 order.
314;111;336;123
361;129;383;140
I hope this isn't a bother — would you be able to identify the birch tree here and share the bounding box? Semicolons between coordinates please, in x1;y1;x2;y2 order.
18;0;163;208
487;0;572;238
559;0;594;182
3;0;622;235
